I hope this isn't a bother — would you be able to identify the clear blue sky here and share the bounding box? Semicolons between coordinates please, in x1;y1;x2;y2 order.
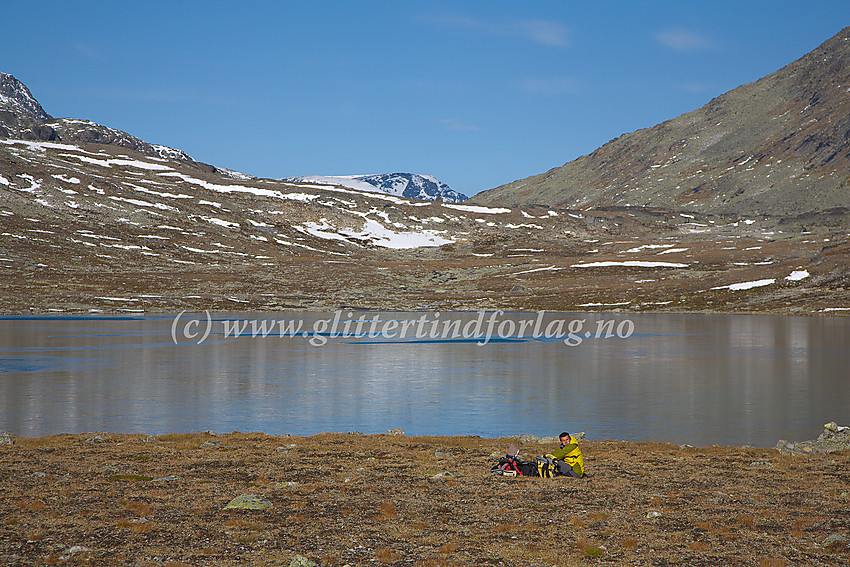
2;1;848;196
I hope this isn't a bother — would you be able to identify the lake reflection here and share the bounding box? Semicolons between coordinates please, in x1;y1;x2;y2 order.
0;312;847;446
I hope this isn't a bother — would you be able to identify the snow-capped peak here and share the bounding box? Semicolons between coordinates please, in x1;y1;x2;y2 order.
0;72;52;122
279;172;467;203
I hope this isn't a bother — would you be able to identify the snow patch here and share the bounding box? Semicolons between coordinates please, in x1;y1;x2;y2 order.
785;270;810;282
711;279;775;291
442;203;510;214
297;218;453;249
199;216;240;229
623;244;676;253
571;261;688;268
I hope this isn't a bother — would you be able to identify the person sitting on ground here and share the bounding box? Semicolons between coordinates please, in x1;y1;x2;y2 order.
545;431;584;478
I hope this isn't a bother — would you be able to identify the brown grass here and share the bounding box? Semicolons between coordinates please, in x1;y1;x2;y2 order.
493;522;520;534
575;538;605;557
123;500;153;516
116;518;154;533
15;498;46;511
621;536;639;549
1;432;847;567
587;510;609;523
378;501;398;521
792;515;823;531
568;515;585;529
376;547;402;563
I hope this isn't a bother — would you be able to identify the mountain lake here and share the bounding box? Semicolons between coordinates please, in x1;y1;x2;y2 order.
0;311;847;447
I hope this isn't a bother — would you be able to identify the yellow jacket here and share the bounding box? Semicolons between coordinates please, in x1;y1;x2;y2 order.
546;435;584;477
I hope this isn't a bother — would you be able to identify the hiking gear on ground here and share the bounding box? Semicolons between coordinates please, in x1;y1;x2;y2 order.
536;455;557;478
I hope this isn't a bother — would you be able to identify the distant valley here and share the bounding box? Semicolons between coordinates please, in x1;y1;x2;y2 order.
1;28;849;316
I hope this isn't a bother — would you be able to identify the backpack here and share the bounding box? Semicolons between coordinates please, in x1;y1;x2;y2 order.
491;454;524;476
536;455;557;478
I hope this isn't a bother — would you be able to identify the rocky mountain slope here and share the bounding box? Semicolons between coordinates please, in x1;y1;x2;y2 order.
1;73;193;162
471;26;850;217
1;71;848;315
280;173;467;203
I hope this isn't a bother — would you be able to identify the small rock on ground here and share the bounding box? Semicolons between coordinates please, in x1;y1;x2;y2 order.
223;494;272;510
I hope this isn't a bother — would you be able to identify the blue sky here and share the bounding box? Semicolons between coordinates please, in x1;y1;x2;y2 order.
2;2;848;196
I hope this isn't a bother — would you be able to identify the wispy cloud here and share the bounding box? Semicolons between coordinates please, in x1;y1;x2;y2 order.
71;42;102;60
517;76;578;96
441;118;479;131
656;27;715;52
512;19;570;47
424;14;570;47
681;82;711;94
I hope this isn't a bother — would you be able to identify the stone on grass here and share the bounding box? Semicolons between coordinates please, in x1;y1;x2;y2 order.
67;545;91;554
511;434;539;444
151;475;179;482
822;533;848;549
223;494;272;511
776;420;850;455
0;432;13;445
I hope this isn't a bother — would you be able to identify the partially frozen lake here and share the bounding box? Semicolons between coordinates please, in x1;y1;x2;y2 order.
1;312;847;446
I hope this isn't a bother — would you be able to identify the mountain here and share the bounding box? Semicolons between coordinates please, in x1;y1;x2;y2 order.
1;69;848;315
0;73;52;123
471;26;850;216
280;173;467;203
0;72;194;162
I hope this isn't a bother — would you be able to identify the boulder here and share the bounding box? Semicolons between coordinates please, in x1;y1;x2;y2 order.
822;533;848;550
775;421;850;455
223;494;272;511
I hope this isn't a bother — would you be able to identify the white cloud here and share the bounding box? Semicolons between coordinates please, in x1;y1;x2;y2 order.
425;14;569;47
72;42;101;60
656;27;715;52
441;118;479;131
681;82;711;93
513;19;570;47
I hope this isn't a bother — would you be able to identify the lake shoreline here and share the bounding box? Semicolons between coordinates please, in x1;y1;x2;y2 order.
2;431;848;566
